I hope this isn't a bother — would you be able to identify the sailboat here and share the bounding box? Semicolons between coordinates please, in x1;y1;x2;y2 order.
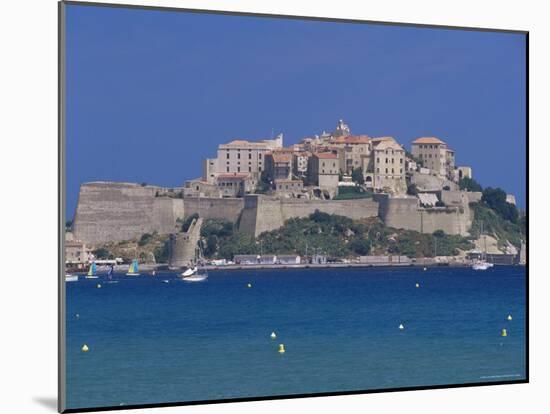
472;221;494;271
85;262;99;279
126;259;140;276
181;266;197;277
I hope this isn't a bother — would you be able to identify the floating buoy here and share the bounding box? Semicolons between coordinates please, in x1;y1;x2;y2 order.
81;344;89;352
501;328;508;337
270;331;277;339
75;313;79;318
399;324;405;330
507;314;513;321
423;267;427;271
247;283;252;288
415;283;420;288
278;344;285;353
96;283;102;289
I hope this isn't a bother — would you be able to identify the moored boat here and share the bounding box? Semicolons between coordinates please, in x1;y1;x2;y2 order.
65;274;78;282
126;259;140;276
85;262;99;279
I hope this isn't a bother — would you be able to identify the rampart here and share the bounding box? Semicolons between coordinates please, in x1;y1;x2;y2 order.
374;194;471;236
239;195;380;237
168;217;203;268
72;181;474;245
72;182;184;244
183;197;244;222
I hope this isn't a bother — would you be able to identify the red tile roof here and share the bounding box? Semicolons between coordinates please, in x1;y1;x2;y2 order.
271;153;292;163
334;135;371;144
412;137;446;145
314;152;338;159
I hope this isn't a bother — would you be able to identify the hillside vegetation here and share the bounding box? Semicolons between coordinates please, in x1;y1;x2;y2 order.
200;211;474;260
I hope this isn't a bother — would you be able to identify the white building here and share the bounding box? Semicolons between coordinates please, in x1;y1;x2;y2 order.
203;134;283;185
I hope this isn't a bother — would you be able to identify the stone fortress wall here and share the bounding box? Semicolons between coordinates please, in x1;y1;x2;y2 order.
72;182;476;246
374;192;473;236
72;182;184;244
168;217;203;268
238;195;380;237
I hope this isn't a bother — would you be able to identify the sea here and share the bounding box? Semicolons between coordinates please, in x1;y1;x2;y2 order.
65;265;526;410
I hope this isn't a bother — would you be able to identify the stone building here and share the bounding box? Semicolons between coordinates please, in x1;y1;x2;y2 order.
372;138;406;194
216;173;256;198
202;134;283;185
333;118;351;137
411;137;455;179
65;240;94;265
264;151;293;182
308;152;340;198
457;166;472;180
274;179;304;197
183;178;221;198
332;135;372;175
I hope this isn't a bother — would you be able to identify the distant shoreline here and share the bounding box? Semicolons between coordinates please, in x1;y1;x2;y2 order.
68;261;524;275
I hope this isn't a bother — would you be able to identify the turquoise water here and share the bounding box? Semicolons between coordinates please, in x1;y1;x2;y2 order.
66;266;526;410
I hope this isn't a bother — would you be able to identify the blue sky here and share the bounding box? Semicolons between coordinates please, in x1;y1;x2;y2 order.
65;4;526;217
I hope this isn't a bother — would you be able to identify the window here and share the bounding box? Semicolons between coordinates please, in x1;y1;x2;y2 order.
237;153;241;159
376;158;380;163
377;168;380;173
392;158;394;164
385;168;388;173
248;153;251;159
400;168;403;174
237;167;240;172
392;168;394;174
400;158;403;164
226;152;230;159
196;186;199;191
259;153;262;159
249;166;251;172
226;167;229;172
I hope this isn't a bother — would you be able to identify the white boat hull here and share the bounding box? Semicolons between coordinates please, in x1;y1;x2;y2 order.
126;273;140;276
181;275;208;282
65;274;78;282
472;261;493;270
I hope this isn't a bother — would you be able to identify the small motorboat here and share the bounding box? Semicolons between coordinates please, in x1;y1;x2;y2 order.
181;273;208;282
472;260;493;271
65;274;78;282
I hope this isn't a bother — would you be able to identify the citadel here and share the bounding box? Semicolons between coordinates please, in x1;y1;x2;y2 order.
69;120;507;265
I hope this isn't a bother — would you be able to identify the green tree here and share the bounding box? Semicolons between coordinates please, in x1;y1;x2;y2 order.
349;237;370;255
153;240;170;263
181;213;199;232
351;167;365;185
459;177;482;192
93;247;110;259
407;183;418;196
482;187;518;223
138;233;153;246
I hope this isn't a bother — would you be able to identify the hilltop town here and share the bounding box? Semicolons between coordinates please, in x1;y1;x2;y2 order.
66;120;526;270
